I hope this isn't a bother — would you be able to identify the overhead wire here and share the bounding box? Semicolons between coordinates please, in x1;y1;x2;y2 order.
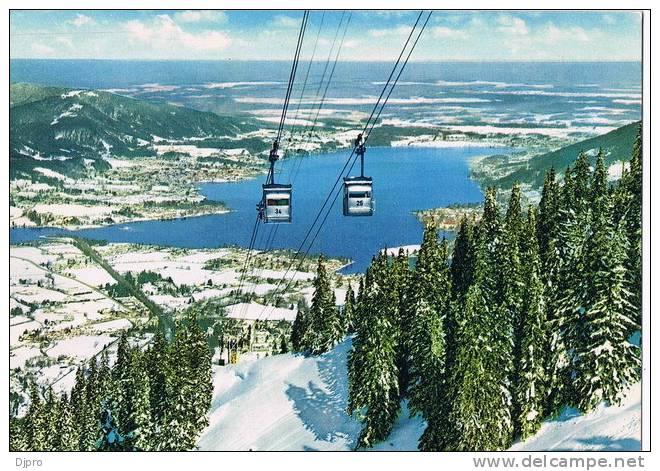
256;11;430;320
235;11;309;325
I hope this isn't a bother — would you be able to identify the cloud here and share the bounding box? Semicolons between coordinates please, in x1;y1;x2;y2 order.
368;25;413;38
71;13;92;27
122;15;231;52
54;36;74;48
273;15;300;28
174;10;227;23
32;42;55;55
431;26;468;39
497;16;529;35
539;23;593;43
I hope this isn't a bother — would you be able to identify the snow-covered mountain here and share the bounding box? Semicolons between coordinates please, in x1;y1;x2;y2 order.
197;338;641;451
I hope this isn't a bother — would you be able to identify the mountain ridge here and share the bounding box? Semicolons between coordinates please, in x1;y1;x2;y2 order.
10;83;260;181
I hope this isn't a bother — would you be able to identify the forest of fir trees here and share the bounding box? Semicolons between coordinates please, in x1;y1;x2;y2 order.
291;127;642;451
10;312;213;451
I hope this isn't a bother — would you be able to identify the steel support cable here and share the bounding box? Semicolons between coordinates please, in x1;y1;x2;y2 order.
364;11;433;145
265;11;347;256
234;214;261;306
284;11;326;162
237;11;308;322
264;10;348;271
294;12;346;145
297;11;434;277
264;11;326;257
256;12;426;320
276;10;309;142
305;12;353;141
287;11;353;187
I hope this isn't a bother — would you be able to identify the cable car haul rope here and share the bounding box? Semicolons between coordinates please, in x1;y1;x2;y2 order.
237;10;432;325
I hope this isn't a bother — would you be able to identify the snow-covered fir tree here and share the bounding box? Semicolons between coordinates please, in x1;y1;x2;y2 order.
55;393;77;451
613;126;642;331
443;188;513;450
450;216;476;301
391;248;411;394
348;254;400;449
574;153;640;411
343;282;356;334
546;166;586;413
290;305;308;352
512;208;547;439
302;255;343;354
405;225;451;450
501;184;526;427
184;311;214;440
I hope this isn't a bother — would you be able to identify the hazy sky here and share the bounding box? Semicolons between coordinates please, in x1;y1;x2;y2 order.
9;10;642;62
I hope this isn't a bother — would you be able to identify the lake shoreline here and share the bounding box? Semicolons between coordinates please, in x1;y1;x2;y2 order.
9;138;515;234
12;146;491;274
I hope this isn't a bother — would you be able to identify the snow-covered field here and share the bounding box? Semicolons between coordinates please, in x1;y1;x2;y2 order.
198;338;641;451
226;302;297;322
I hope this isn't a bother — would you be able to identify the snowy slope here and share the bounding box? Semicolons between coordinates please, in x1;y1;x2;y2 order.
511;383;641;451
198;338;363;451
197;338;641;451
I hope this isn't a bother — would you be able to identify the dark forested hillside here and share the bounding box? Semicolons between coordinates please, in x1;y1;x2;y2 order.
10;83;259;180
479;122;640;189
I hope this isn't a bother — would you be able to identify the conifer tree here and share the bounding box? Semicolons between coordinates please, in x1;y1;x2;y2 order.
446;217;475;377
546;166;587;413
166;321;198;451
501;184;525;414
184;311;213;441
42;387;59;450
97;349;114;400
512;208;547;439
572;151;592;217
406;226;451;438
124;349;152;450
290;307;308;352
55;393;77;451
343;282;356;334
114;333;138;441
614;126;642;330
25;382;47;451
146;330;169;442
575;161;640;411
443;284;509;450
443;188;513;450
354;276;366;333
391;247;411;395
537;167;562;414
69;367;88;450
627;128;642;326
409;295;446;451
302;255;342;354
450;216;475;301
348;254;400;449
537;166;560;267
10;417;27;451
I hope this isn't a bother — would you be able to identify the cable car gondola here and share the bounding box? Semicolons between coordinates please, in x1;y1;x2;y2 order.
343;133;374;217
258;141;292;223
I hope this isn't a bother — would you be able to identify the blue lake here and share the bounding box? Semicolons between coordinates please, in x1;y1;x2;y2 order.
10;146;492;273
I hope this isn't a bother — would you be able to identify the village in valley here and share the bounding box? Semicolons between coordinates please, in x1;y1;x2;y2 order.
9;236;359;416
